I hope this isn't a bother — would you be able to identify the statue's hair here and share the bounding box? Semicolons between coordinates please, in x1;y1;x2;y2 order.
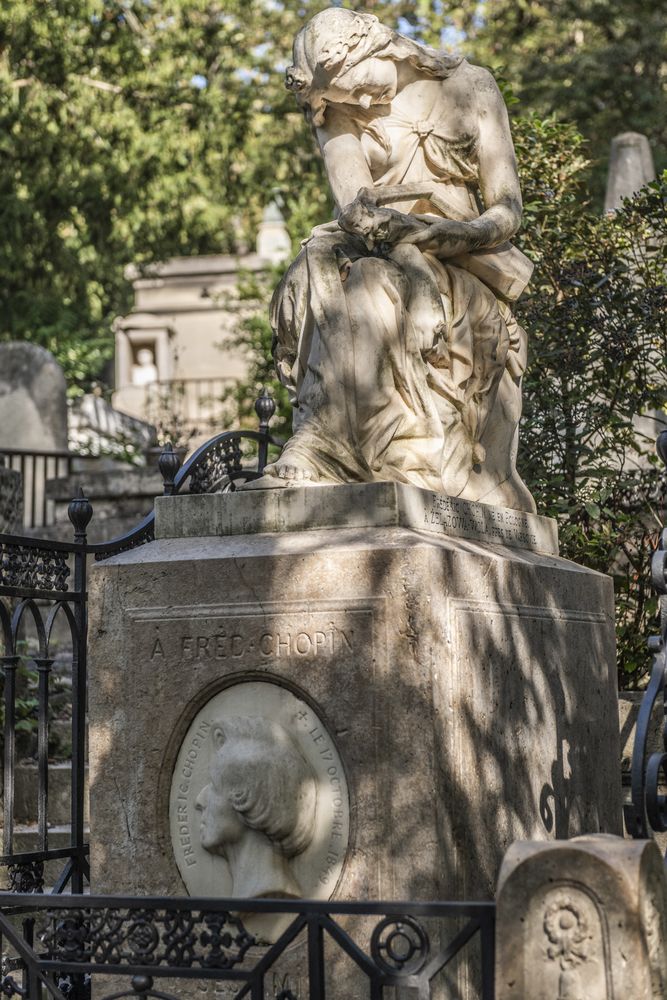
286;8;462;126
209;716;318;858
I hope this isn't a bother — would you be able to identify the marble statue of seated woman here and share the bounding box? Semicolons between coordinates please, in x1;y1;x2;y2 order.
260;7;536;514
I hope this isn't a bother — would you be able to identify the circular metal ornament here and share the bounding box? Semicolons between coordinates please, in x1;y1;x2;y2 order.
371;915;429;977
127;919;159;959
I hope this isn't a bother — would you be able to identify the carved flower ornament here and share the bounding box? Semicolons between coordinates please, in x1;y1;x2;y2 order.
543;896;592;969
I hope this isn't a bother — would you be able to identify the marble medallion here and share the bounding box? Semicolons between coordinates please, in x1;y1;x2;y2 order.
170;681;349;913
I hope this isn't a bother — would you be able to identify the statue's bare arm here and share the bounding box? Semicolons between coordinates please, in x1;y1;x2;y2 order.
318;109;375;212
465;66;523;246
318;109;428;247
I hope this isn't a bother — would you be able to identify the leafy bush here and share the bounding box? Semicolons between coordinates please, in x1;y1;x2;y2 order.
514;116;666;684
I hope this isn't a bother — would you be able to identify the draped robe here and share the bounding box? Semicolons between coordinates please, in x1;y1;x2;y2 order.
267;96;536;513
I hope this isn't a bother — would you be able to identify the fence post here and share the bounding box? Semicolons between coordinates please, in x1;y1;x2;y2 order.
68;488;93;893
255;388;276;475
158;443;182;497
626;429;667;841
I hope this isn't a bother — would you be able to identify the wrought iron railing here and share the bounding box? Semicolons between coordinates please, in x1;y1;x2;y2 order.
0;494;91;895
625;428;667;853
0;451;73;531
0;392;280;896
0;894;495;1000
87;389;282;562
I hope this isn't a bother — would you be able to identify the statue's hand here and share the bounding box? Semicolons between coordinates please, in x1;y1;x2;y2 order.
338;196;391;248
403;219;482;258
339;194;428;251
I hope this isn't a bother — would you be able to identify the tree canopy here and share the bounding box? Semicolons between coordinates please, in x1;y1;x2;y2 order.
1;1;664;385
0;1;446;385
451;0;666;200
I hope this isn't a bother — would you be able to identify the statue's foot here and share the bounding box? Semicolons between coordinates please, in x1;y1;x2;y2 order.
273;461;313;482
241;454;324;489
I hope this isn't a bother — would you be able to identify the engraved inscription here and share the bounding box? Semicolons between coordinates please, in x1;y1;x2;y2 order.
174;719;211;868
424;494;538;547
151;622;355;662
305;724;347;887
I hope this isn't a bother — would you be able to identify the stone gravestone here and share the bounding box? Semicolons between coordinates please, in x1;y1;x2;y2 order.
495;835;667;999
604;131;656;214
0;342;68;452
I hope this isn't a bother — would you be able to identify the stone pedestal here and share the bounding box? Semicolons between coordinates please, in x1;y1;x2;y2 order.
88;483;621;922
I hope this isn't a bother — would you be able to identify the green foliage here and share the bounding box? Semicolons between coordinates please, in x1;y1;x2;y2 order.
512;115;667;683
452;1;667;202
0;1;456;389
0;648;73;758
0;661;38;747
4;1;663;385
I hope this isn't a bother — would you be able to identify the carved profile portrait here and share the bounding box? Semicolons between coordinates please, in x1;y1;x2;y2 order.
195;715;318;899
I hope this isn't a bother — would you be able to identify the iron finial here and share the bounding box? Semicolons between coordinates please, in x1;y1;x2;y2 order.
254;387;276;430
68;486;93;542
130;975;154;996
159;442;182;496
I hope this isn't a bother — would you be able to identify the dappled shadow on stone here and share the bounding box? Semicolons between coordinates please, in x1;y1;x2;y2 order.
86;494;622;999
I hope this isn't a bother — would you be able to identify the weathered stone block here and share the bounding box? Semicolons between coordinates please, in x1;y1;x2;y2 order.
604;131;656;214
88;488;622;924
495;835;667;999
155;481;559;555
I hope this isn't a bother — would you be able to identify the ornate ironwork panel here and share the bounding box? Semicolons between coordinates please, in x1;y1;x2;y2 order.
0;499;90;896
90;390;281;563
0;541;70;593
40;906;254;969
0;894;495;1000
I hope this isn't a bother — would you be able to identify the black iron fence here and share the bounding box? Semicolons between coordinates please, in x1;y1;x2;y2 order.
625;428;667;848
0;894;495;1000
0;494;90;896
0;393;281;899
0;451;73;532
